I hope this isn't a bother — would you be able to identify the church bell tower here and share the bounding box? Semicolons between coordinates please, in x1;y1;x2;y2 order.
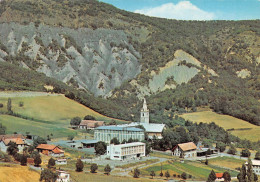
140;98;149;124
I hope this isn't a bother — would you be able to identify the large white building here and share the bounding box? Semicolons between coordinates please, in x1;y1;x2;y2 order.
246;160;260;175
94;126;145;143
107;142;146;160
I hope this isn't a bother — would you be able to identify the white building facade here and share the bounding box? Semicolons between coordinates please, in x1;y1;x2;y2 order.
107;142;146;160
246;160;260;175
94;126;145;143
173;142;197;159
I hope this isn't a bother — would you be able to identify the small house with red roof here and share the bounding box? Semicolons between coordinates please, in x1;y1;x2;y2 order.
0;134;27;153
172;142;197;159
36;144;64;157
216;173;223;179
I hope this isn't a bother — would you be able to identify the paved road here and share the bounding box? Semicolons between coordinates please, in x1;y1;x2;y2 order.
111;156;168;177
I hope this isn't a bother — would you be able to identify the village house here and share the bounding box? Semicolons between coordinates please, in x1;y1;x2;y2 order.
67;139;98;149
246;160;260;175
94;126;145;144
36;144;64;157
78;120;104;130
0;134;27;153
215;173;224;181
57;170;70;182
172;142;197;159
107;142;146;160
56;158;67;165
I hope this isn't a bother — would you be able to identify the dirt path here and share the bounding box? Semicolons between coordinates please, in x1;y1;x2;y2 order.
0;91;61;97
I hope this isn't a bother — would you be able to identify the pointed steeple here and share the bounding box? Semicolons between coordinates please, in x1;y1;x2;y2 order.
140;98;149;123
142;98;148;111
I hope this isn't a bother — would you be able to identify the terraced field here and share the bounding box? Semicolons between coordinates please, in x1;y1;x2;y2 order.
141;160;239;180
181;111;260;141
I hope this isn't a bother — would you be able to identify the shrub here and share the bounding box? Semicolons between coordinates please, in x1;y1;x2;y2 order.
76;159;84;172
133;168;140;178
90;163;98;173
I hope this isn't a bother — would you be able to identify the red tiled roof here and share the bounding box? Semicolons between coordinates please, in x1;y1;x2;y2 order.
37;144;57;150
178;142;197;151
79;120;104;128
3;138;25;145
27;158;34;164
216;173;223;178
52;147;64;154
0;134;25;141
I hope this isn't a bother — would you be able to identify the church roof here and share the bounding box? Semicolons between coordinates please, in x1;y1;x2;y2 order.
120;123;165;133
95;126;144;132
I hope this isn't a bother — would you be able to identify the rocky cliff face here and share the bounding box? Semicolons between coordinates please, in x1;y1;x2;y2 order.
0;23;141;96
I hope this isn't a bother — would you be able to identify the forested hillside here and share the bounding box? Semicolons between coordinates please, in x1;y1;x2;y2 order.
0;0;259;125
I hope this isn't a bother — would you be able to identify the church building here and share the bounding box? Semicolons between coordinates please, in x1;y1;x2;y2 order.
122;98;165;139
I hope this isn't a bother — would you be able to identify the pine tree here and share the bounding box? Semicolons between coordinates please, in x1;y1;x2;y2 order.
76;159;84;172
223;171;231;182
34;155;42;167
90;163;98;173
207;170;216;182
7;98;12;114
104;164;111;175
237;164;247;182
20;155;27;166
247;159;254;182
150;171;155;179
133;168;140;178
48;158;55;168
165;170;170;179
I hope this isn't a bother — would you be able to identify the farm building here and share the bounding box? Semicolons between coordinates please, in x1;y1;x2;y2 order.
172;142;197;159
78;120;104;130
0;134;27;152
107;142;146;160
67;139;98;149
36;144;64;157
94;126;144;143
56;159;67;165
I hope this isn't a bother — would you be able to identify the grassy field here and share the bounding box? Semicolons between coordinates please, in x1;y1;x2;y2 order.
0;93;127;138
141;160;239;181
181;111;260;141
0;163;40;182
116;159;159;169
70;171;164;182
208;157;245;170
0;114;77;138
0;94;120;123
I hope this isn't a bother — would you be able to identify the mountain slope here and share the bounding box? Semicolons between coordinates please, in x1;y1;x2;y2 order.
0;0;259;125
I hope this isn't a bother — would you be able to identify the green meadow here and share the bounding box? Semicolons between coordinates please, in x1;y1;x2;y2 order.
0;93;126;138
